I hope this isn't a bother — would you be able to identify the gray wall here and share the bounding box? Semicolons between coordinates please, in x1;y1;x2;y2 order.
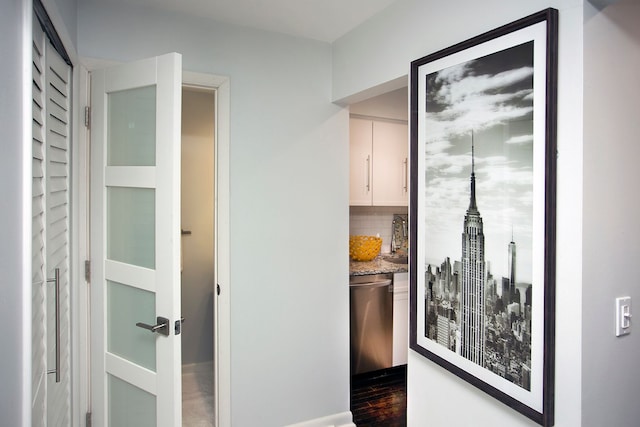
181;89;216;366
78;2;350;426
583;1;640;426
0;1;30;424
333;0;585;425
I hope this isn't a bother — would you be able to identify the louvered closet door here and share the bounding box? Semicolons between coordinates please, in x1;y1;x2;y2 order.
45;33;72;427
32;13;72;427
32;14;47;427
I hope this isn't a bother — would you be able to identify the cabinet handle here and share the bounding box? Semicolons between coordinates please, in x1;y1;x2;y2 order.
403;158;408;193
366;155;371;192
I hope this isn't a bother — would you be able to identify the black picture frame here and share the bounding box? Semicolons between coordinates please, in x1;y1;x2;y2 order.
409;9;557;426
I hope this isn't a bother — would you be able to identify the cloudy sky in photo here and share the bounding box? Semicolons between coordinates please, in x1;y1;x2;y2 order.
423;41;535;283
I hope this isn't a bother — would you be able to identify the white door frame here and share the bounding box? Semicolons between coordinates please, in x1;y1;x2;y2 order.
72;62;231;427
183;70;231;427
70;64;92;427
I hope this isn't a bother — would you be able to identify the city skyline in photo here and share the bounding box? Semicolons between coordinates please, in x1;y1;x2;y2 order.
423;41;535;284
422;41;535;391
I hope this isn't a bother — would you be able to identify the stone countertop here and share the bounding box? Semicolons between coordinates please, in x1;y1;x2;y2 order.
349;255;408;276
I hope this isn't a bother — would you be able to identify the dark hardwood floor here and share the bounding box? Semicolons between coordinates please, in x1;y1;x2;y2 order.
350;365;407;427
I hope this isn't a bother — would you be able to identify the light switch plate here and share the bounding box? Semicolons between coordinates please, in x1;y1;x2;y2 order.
615;296;631;337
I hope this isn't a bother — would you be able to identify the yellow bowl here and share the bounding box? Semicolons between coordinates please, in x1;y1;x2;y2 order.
349;235;382;261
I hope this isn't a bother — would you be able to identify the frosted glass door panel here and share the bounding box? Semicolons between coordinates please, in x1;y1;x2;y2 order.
107;187;155;269
108;86;156;166
107;280;156;371
108;374;156;427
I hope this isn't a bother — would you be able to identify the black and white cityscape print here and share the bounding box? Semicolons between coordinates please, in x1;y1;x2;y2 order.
423;41;534;391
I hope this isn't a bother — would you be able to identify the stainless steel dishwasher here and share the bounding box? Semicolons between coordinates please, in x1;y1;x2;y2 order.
350;273;393;375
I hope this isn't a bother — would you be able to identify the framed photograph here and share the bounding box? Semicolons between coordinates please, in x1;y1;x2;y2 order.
409;9;557;426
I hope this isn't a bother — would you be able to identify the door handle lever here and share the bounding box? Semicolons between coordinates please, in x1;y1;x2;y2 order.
136;316;170;336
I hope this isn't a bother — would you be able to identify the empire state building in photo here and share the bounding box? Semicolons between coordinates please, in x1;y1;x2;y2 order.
460;137;486;366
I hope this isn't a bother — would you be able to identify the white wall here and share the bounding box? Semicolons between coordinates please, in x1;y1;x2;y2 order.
333;0;585;425
350;87;408;121
181;89;216;366
0;1;31;425
582;1;640;426
333;0;573;104
78;3;350;426
43;0;77;43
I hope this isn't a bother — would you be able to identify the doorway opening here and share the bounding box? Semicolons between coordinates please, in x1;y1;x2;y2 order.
180;86;216;426
347;86;409;426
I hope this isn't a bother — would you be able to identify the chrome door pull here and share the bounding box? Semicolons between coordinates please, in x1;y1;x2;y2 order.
46;268;61;383
136;316;170;336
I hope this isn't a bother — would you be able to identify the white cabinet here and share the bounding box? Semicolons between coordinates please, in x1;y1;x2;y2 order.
349;118;408;206
349;118;373;206
392;272;409;366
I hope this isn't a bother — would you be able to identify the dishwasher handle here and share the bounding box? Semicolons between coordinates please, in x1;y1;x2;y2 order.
349;279;392;288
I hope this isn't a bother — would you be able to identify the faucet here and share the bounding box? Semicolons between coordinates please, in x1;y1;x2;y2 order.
391;214;407;255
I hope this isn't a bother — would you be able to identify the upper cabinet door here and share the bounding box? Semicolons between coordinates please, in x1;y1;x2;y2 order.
349;118;408;207
372;121;408;207
349;118;373;206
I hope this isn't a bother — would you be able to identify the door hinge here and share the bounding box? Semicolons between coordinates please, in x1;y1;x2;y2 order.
85;411;92;427
84;260;91;283
84;106;91;128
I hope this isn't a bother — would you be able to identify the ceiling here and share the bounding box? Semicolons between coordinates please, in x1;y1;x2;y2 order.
100;0;399;42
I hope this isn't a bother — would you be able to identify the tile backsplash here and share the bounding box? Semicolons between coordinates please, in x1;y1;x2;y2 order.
349;206;409;254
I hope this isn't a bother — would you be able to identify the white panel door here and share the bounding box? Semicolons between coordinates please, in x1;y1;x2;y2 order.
90;53;182;427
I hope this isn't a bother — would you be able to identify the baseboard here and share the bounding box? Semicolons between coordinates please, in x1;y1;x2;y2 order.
285;411;355;427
